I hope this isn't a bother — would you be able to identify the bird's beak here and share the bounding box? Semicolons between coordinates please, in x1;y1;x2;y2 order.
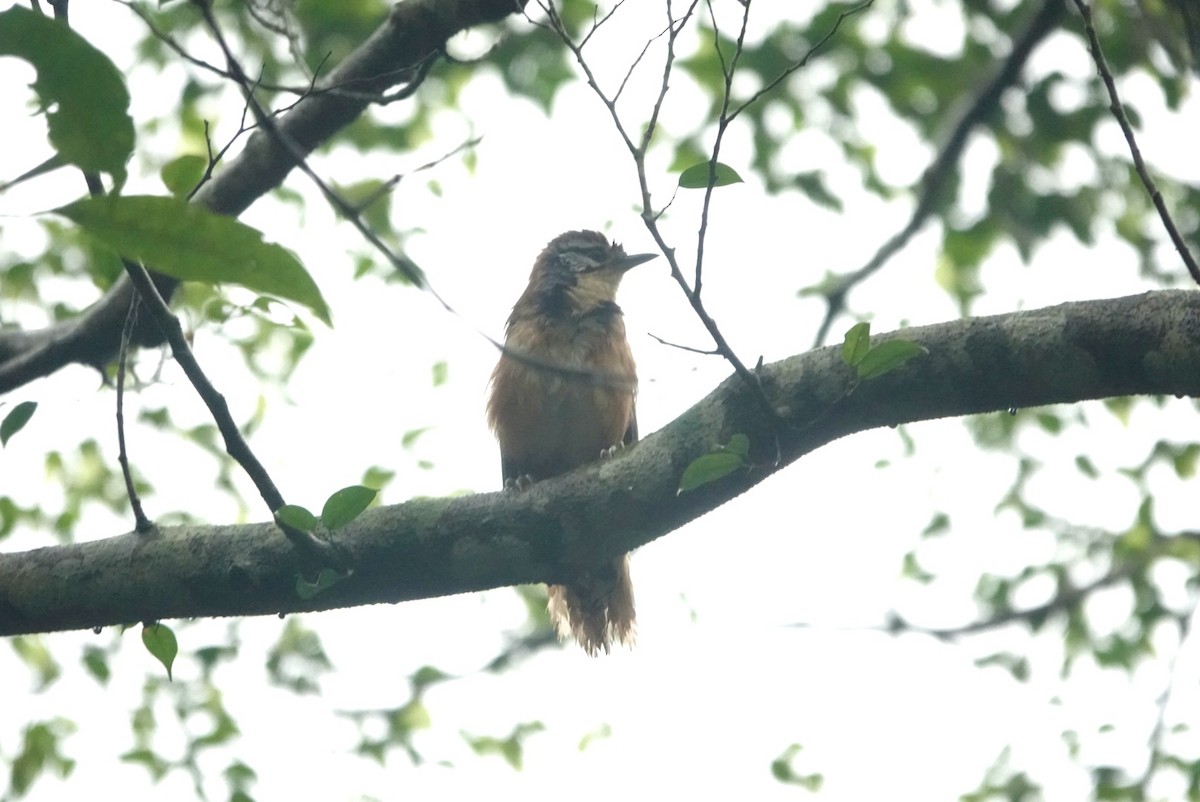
615;252;657;272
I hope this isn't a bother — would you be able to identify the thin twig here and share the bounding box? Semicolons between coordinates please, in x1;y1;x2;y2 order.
647;332;719;356
811;0;1068;346
347;136;483;214
885;568;1129;640
189;1;638;394
54;0;155;535
61;30;335;558
727;0;873;125
1135;599;1198;795
691;0;752;297
535;0;789;432
119;0;417;104
116;296;153;533
121;256;343;564
1071;0;1200;284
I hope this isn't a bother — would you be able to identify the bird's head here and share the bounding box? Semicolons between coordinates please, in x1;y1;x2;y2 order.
520;230;656;321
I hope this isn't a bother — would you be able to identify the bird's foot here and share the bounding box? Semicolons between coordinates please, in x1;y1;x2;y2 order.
503;474;535;493
600;442;625;460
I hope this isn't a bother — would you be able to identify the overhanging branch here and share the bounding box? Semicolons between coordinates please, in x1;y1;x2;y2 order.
2;290;1198;636
0;0;527;395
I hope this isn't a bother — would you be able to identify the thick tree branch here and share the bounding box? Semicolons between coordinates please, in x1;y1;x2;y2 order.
2;290;1199;637
0;0;527;396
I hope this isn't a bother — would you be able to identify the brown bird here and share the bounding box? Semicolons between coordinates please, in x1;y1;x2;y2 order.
487;230;655;655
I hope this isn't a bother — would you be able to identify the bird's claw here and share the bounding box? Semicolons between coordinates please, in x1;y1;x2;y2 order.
503;474;535;493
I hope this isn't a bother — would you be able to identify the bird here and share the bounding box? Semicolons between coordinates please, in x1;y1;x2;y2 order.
487;230;655;655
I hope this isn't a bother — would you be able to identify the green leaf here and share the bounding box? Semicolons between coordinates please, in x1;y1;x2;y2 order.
276;504;318;533
402;426;433;449
320;485;377;531
412;665;450;691
12;636;61;690
361;465;396;492
793;170;843;211
81;645;111;685
141;623;178;681
841;322;870;367
160;154;207;198
296;568;345;600
678;434;751;493
678;161;744;188
724;433;750;458
0;6;133;186
771;743;823;790
53;195;331;325
1;401;37;446
1075;454;1099;479
856;339;925;380
431;360;449;387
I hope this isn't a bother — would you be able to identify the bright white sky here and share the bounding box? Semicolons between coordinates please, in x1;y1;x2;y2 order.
2;0;1199;799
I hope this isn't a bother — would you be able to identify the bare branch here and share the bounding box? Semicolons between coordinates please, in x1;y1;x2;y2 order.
119;0;434;104
116;296;153;534
811;0;1069;347
535;0;784;432
0;0;529;395
1071;0;1200;284
121;254;343;565
726;0;874;125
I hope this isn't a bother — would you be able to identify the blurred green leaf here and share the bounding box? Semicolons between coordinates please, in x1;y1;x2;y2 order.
793;170;843;211
361;465;396;492
402;427;433;449
432;360;449;387
267;618;332;694
0;6;133;186
12;635;61;691
11;719;76;797
771;743;823;790
81;645;111;685
462;722;545;770
160;154;207;197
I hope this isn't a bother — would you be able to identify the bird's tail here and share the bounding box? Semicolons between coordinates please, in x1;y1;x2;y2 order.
547;554;636;656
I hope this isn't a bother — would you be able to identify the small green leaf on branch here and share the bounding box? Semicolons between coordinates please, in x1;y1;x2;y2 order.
678;434;750;494
141;623;178;681
276;504;319;533
296;568;346;600
841;322;871;366
320;485;377;531
856;339;926;380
